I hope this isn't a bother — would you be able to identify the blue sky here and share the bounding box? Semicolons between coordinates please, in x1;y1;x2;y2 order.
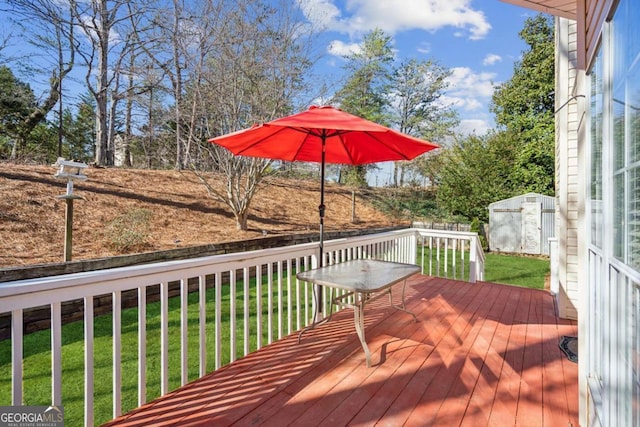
297;0;540;136
0;0;539;138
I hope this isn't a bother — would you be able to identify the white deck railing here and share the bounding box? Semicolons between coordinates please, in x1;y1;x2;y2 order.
0;228;483;426
415;228;485;282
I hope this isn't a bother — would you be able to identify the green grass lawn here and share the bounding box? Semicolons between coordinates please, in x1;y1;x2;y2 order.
484;252;550;289
417;245;549;289
0;250;548;425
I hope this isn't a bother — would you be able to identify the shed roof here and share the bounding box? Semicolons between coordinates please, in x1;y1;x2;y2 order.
488;192;555;208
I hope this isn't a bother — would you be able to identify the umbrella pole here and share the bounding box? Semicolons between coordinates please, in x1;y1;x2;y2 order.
316;134;327;319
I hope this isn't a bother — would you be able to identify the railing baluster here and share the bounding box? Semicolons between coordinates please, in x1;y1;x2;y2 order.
268;262;274;344
276;261;282;341
461;239;466;280
51;302;62;406
256;265;263;350
112;291;121;418
444;239;449;278
244;267;250;356
436;237;441;277
215;271;222;370
296;258;301;331
198;275;206;377
429;236;433;276
287;259;293;336
420;237;425;274
230;269;237;363
160;282;169;395
452;239;458;280
84;297;94;427
137;288;146;407
180;279;188;386
11;309;22;406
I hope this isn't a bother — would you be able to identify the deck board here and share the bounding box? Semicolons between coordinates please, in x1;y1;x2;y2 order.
103;276;579;427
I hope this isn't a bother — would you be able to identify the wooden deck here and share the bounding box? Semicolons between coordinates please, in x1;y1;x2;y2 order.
103;276;578;426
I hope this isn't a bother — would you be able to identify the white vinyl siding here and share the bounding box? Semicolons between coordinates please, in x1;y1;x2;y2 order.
586;1;640;425
556;17;581;319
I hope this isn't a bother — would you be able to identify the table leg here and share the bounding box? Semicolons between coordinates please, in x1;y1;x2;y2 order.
388;280;417;322
354;292;372;367
298;287;334;343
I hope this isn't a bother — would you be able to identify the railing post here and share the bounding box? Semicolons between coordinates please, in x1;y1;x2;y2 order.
469;237;478;283
549;237;559;295
409;231;418;265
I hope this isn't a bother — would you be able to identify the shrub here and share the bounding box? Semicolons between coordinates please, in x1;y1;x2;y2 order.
104;208;152;252
470;217;489;251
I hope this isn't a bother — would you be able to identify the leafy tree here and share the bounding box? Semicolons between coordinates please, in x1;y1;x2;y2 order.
0;66;34;132
0;66;36;158
490;14;555;195
436;131;517;222
389;58;458;187
390;58;458;142
24;123;58;163
333;28;394;124
332;28;394;187
63;94;96;163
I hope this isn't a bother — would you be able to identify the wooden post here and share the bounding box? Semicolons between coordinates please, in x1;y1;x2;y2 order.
53;158;88;262
65;198;73;261
60;195;81;262
351;190;356;223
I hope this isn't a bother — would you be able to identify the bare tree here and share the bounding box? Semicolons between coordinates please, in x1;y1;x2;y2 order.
138;0;216;170
72;0;150;166
188;0;316;230
4;0;76;159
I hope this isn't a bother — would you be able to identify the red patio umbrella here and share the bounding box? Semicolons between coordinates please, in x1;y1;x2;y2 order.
208;105;439;314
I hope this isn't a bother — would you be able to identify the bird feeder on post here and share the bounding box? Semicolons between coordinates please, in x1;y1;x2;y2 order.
53;158;88;262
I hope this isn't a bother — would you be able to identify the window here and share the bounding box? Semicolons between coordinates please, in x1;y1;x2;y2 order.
612;0;640;271
587;2;640;424
591;50;603;249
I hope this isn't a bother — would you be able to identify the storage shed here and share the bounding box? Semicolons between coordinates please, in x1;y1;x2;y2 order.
488;193;555;255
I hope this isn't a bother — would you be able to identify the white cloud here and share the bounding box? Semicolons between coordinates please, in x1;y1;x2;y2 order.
456;119;492;136
483;53;502;66
327;40;362;56
416;42;431;54
79;15;121;45
444;66;497;112
297;0;491;40
296;0;342;30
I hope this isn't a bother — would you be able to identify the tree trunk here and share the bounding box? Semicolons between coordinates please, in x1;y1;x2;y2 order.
236;210;248;231
393;161;399;187
172;0;184;170
123;79;133;167
93;0;110;166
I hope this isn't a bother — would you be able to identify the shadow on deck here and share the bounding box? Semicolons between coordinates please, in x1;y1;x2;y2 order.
103;276;578;427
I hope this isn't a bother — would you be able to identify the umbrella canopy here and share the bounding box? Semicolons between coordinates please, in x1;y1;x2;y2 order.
209;105;438;318
209;105;438;164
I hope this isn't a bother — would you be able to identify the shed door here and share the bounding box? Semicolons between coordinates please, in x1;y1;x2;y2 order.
521;202;542;254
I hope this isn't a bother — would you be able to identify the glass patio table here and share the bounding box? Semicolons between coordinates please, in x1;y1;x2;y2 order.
296;259;420;367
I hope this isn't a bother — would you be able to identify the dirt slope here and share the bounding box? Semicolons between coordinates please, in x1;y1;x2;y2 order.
0;163;398;267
